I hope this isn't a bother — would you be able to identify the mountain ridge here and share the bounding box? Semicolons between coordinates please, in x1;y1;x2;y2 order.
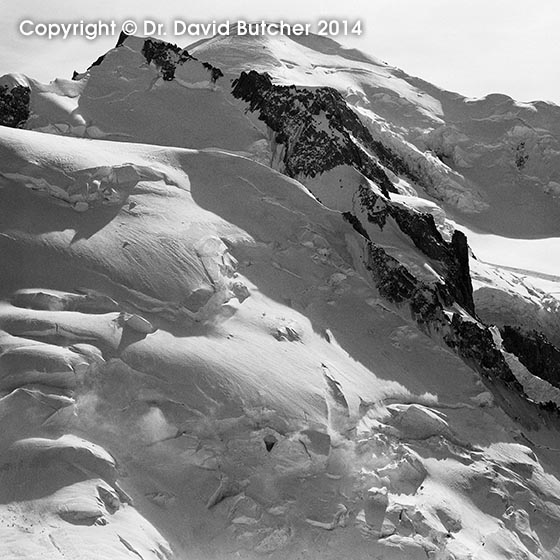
0;30;560;560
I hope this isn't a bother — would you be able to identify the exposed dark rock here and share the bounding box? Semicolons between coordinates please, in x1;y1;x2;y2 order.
358;183;389;228
78;36;224;85
357;186;475;315
514;141;529;170
199;62;224;84
361;239;519;387
88;53;108;70
390;205;474;315
444;314;520;386
363;241;421;305
500;326;560;390
231;70;413;196
142;39;193;81
538;400;560;416
388;204;448;261
115;31;129;48
202;62;224;84
263;434;278;452
363;240;454;328
141;38;224;84
450;230;473;310
342;211;370;240
0;85;30;128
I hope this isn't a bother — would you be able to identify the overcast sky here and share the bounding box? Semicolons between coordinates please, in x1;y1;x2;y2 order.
2;0;559;104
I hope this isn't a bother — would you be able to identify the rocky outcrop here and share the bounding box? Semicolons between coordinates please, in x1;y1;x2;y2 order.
231;70;415;196
363;240;445;324
357;183;390;228
201;62;224;84
75;35;224;84
342;212;370;240
141;38;223;83
357;185;475;315
0;85;30;128
500;326;560;390
360;237;520;388
444;314;520;386
142;39;194;81
391;205;474;315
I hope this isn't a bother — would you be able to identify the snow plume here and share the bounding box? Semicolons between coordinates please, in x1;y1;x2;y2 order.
138;406;177;443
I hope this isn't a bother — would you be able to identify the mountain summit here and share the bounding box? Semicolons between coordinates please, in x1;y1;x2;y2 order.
0;32;559;560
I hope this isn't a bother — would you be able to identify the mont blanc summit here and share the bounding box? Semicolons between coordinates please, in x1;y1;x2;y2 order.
0;30;560;560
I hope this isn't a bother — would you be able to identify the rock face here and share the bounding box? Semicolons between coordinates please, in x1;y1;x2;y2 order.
231;70;413;196
445;314;520;386
0;84;30;128
141;38;224;83
501;326;560;389
359;236;519;388
362;238;442;318
142;38;195;81
74;35;225;85
230;71;475;318
357;186;475;315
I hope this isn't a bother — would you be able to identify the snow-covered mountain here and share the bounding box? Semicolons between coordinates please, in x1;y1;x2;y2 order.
1;30;560;560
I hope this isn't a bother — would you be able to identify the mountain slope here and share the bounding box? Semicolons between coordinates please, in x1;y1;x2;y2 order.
0;31;560;560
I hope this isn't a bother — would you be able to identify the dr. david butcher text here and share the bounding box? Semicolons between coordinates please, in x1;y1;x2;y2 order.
173;20;312;37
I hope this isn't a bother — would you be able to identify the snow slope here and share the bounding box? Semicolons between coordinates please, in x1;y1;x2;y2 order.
9;31;560;237
1;31;560;560
190;32;560;237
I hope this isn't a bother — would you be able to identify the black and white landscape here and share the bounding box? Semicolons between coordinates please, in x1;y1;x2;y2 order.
0;28;560;560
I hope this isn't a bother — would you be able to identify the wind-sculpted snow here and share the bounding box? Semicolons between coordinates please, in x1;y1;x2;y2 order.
468;254;560;376
418;109;560;236
1;31;560;560
0;435;172;559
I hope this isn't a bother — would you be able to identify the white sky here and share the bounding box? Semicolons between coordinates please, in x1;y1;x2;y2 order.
2;0;559;104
